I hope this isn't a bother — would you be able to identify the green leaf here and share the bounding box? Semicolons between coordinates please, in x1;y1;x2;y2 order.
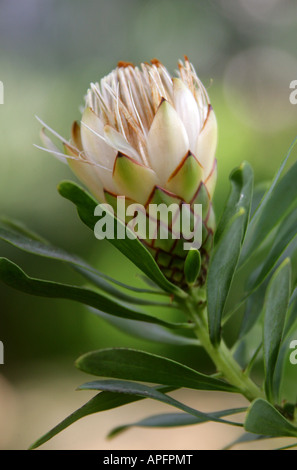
250;182;270;218
215;161;253;244
276;442;297;450
79;379;245;427
184;249;201;285
273;293;297;403
285;288;297;338
247;207;297;292
74;266;173;307
108;408;246;439
207;209;246;345
223;432;269;450
58;181;186;298
233;325;263;371
89;309;200;347
0;258;190;330
0;218;166;298
263;259;291;402
240;137;297;266
0;217;48;242
245;399;297;438
29;384;174;449
239;275;269;338
76;348;238;393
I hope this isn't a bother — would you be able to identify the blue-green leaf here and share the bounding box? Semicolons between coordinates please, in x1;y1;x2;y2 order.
89;309;200;346
79;379;245;427
263;259;291;402
0;258;190;330
239;275;269;338
207;209;246;345
0;218;166;298
215;161;253;244
273;292;297;403
240;137;297;266
223;432;269;450
76;348;238;393
74;266;173;307
29;384;174;450
247;208;297;292
108;408;246;439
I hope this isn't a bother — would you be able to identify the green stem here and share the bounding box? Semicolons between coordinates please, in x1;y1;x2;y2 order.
182;293;264;402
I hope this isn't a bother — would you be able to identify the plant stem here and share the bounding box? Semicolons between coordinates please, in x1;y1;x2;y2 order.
182;293;264;402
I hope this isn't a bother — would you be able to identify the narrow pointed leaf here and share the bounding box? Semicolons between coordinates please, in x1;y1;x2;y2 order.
207;209;246;345
79;379;244;427
263;259;291;402
285;289;297;338
74;266;173;307
89;309;200;346
0;218;164;296
223;432;269;450
0;258;190;329
240;137;297;266
248;207;297;292
239;275;269;338
29;384;174;450
273;293;297;403
76;348;238;393
215;162;253;244
108;407;246;439
250;182;270;218
275;442;297;450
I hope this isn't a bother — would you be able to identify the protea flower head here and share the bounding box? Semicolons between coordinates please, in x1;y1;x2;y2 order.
38;57;217;287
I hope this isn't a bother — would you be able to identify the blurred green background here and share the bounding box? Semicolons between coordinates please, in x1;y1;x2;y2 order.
1;0;297;449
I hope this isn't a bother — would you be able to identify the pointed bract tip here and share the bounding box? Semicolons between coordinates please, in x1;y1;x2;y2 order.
150;58;163;67
117;61;135;68
158;96;168;108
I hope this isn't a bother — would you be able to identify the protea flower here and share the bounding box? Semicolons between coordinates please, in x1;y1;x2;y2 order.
38;57;217;287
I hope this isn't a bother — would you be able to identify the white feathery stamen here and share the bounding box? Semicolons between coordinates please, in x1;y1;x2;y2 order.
90;83;110;114
115;82;127;140
148;70;164;99
151;65;168;101
34;144;111;171
80;120;108;144
158;64;174;101
148;70;164;112
131;67;154;127
128;82;146;137
35;116;78;154
34;144;67;164
37;58;214;184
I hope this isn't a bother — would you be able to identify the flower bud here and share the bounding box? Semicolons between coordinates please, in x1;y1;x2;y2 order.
38;57;218;287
